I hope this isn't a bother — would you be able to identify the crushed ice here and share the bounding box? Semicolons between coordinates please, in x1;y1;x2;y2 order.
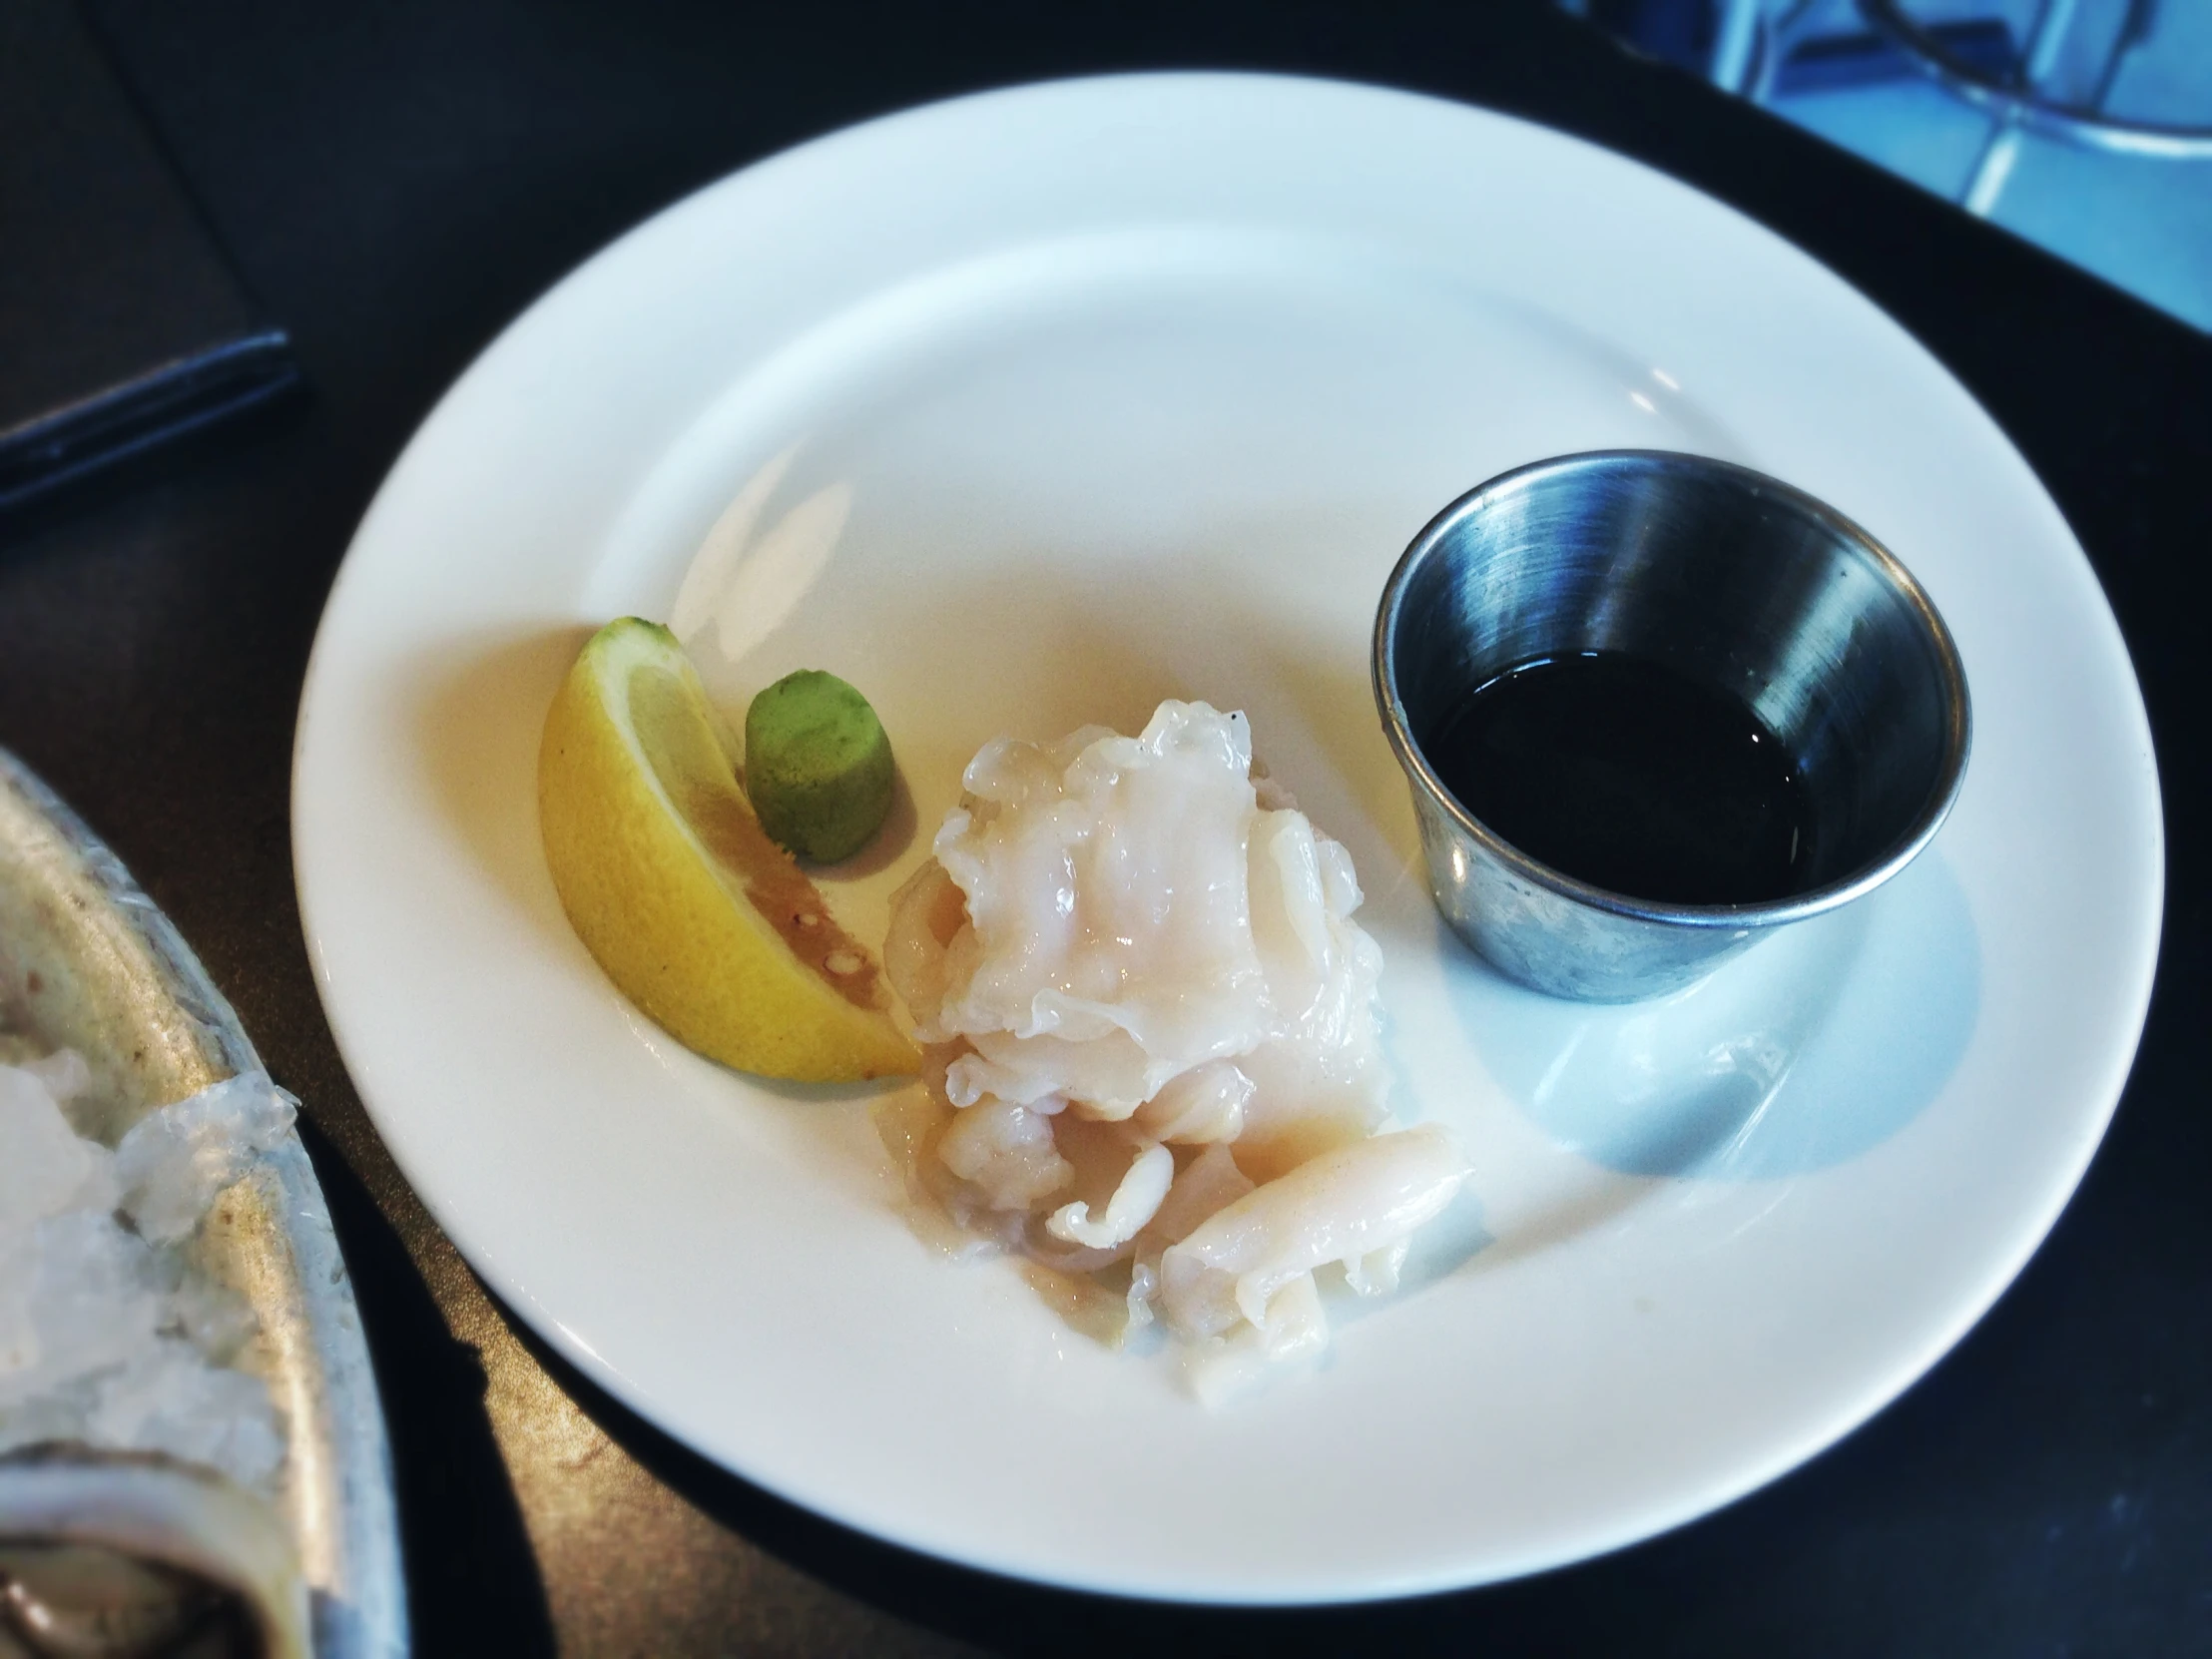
0;1057;295;1489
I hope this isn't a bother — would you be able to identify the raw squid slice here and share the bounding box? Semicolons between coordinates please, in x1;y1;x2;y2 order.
1134;1061;1253;1144
879;702;1475;1396
1159;1125;1471;1339
1046;1142;1175;1249
935;1097;1070;1211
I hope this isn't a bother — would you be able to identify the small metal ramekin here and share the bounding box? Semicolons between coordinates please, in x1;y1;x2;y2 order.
1374;451;1970;1002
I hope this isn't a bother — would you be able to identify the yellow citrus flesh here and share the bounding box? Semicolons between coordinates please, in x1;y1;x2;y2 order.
538;618;918;1083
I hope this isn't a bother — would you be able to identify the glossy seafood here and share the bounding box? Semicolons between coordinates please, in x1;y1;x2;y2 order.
882;702;1469;1392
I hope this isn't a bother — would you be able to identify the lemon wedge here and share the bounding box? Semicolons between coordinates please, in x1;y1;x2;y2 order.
537;619;919;1082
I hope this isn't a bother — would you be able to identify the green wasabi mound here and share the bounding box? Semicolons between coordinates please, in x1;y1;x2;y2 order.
743;670;895;862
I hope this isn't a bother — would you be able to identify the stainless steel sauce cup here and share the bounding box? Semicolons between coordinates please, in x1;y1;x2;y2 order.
1373;450;1971;1001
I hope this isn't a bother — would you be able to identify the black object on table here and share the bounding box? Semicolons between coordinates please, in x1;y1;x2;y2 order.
2;2;2205;1654
0;0;298;515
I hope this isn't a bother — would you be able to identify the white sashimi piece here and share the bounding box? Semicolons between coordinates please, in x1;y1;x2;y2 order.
1125;1260;1160;1337
1238;810;1391;1182
963;722;1116;810
1248;810;1333;1020
1047;1142;1175;1249
878;699;1463;1383
1141;1142;1258;1252
1185;1273;1330;1407
925;703;1276;1063
1248;810;1384;1055
935;1098;1071;1211
868;1087;1000;1261
1255;1271;1329;1362
1232;1037;1390;1185
1016;1260;1150;1348
882;860;969;1030
1315;833;1366;918
947;1026;1164;1115
1343;1236;1412;1298
1159;1124;1471;1339
869;1083;950;1199
881;702;1390;1144
1134;1060;1254;1143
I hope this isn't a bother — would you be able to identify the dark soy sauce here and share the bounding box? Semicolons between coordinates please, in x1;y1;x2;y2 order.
1423;651;1817;906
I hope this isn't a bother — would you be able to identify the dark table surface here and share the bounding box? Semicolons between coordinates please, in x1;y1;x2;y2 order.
3;2;2207;1653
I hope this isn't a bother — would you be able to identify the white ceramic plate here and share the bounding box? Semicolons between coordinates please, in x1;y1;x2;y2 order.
293;74;2162;1602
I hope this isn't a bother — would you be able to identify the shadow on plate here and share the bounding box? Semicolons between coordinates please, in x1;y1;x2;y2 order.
796;760;920;881
409;624;592;949
1448;848;1981;1179
292;1117;559;1659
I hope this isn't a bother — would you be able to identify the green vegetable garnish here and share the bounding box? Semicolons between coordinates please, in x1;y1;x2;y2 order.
744;670;895;863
